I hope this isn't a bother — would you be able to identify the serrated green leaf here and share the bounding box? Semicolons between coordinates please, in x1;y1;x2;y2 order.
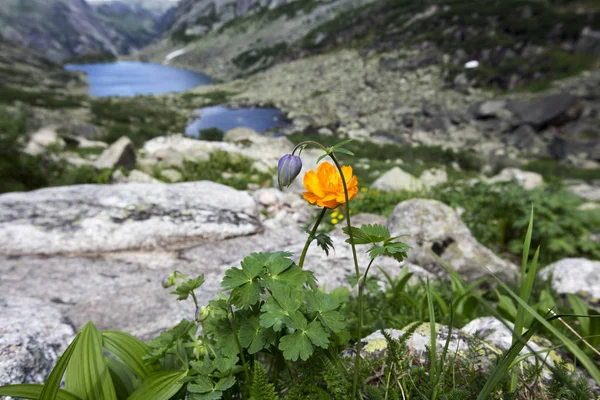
264;252;294;275
102;330;160;380
231;281;262;308
188;376;214;393
305;320;329;348
221;267;249;289
0;384;81;400
260;297;289;332
279;331;313;361
39;327;80;400
190;358;215;375
205;318;239;357
315;233;334;256
65;321;117;400
127;370;187;400
383;242;411;262
215;376;235;391
213;356;238;374
171;275;205;301
306;291;340;314
190;391;223;400
319;311;346;332
367;246;386;260
239;316;271;354
343;224;391;245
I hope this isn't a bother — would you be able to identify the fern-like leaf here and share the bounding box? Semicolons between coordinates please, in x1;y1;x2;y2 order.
249;362;278;400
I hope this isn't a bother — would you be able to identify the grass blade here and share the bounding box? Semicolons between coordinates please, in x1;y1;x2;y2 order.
39;332;81;400
102;330;160;380
127;370;187;400
0;384;81;400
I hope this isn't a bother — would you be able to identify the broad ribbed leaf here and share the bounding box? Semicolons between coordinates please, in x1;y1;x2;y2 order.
0;384;81;400
39;330;80;400
127;370;187;400
65;321;117;400
103;330;160;380
106;357;140;399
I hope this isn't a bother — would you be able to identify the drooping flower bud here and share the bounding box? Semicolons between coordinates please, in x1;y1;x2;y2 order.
277;154;302;188
161;273;176;288
195;306;210;322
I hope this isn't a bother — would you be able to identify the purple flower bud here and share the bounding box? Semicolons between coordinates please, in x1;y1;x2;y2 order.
277;154;302;188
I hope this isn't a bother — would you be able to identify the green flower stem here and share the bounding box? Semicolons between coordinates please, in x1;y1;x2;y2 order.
190;290;199;310
291;140;362;399
298;207;328;271
229;306;250;386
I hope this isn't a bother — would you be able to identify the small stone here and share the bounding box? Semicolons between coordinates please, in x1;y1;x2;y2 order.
94;136;136;170
372;167;424;192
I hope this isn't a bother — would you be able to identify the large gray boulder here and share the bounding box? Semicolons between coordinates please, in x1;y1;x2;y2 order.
386;199;518;282
539;258;600;310
487;168;544;190
508;94;581;130
94;136;136;170
0;296;74;386
0;181;262;255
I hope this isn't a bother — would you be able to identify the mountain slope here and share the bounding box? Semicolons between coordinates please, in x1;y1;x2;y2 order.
0;0;119;62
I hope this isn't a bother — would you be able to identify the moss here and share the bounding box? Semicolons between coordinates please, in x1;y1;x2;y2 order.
0;84;85;109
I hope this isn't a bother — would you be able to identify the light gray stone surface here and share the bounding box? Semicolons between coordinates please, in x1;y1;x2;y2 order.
0;181;261;255
539;258;600;309
0;296;74;386
387;199;518;282
487;168;544;190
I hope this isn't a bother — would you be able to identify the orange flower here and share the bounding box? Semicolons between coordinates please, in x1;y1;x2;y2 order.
303;162;358;209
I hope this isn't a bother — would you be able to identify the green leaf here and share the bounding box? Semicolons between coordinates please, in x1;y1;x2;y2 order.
331;139;353;149
188;376;214;393
102;330;160;380
316;152;331;164
127;370;187;400
215;376;235;391
306;292;346;332
305;320;329;349
190;392;223;400
205;318;239;357
263;264;306;292
367;246;386;260
279;331;313;361
221;267;248;289
171;275;205;301
231;282;262;309
39;327;81;400
343;224;390;245
382;242;411;262
222;253;269;308
239;316;272;354
264;252;294;275
333;147;354;156
0;385;81;400
65;321;117;400
315;233;334;256
106;357;140;399
260;288;303;331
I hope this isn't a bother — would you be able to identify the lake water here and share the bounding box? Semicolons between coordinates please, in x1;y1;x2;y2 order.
65;61;212;97
185;106;288;137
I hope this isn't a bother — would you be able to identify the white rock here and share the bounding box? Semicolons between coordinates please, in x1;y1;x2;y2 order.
568;183;600;202
539;258;600;302
387;199;518;282
94;136;136;170
254;188;282;207
487;168;543;190
0;181;262;255
161;169;183;182
128;170;161;184
420;168;448;188
24;127;65;155
372;167;424;192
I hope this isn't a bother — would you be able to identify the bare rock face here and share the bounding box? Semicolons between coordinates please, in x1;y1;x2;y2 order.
487;168;544;190
0;181;262;255
386;199;518;282
372;167;424;192
0;296;74;386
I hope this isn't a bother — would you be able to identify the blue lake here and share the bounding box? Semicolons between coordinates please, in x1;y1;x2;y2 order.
185;106;288;137
65;61;212;97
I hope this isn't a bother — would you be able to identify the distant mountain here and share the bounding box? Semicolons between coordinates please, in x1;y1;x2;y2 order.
0;0;171;62
88;0;179;14
93;1;168;54
0;0;119;62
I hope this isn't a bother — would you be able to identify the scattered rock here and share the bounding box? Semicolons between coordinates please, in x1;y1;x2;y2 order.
387;199;519;282
0;181;262;255
0;296;74;386
372;167;424;192
24;127;65;155
506;124;546;156
576;27;600;55
128;170;161;184
420;168;448;188
154;149;186;169
160;169;183;182
70;123;102;139
94;136;136;170
487;168;544;190
539;258;600;310
509;94;582;130
473;99;508;119
567;182;600;202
